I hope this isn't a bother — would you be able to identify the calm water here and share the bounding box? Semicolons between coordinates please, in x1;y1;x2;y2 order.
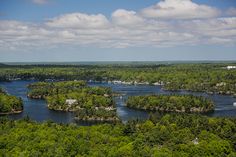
0;80;236;124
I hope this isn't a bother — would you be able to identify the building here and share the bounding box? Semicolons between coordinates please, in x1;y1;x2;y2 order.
226;66;236;70
192;137;199;145
65;99;77;105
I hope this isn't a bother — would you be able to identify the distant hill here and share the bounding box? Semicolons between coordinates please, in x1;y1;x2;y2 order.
0;63;7;67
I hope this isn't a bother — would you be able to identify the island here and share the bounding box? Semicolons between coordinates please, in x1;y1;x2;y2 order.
27;81;87;99
0;87;23;114
27;81;120;121
126;95;214;113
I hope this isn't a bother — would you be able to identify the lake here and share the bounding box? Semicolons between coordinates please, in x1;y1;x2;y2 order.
0;80;236;124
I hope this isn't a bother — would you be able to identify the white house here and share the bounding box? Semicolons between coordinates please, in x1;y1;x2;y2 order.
192;137;199;145
113;80;122;84
226;66;236;70
104;94;109;97
105;107;115;111
65;99;77;105
233;102;236;107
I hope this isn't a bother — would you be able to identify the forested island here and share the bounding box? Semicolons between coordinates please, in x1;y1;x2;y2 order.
0;87;23;114
0;63;236;96
27;81;87;99
1;114;235;156
27;81;119;121
126;95;214;113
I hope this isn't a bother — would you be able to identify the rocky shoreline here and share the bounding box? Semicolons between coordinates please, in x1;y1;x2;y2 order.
74;116;120;122
126;105;214;113
0;110;23;115
126;95;215;113
27;94;46;99
47;105;78;112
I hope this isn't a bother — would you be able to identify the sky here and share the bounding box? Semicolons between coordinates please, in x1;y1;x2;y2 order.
0;0;236;62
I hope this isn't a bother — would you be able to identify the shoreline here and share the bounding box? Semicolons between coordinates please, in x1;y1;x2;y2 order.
4;79;232;97
126;106;214;113
0;110;23;115
74;116;120;122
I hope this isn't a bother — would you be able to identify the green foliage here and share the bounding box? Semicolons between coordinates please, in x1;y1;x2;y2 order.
0;92;23;113
28;81;117;120
1;63;236;95
27;81;114;109
75;108;119;121
27;81;87;98
126;95;214;113
0;114;235;156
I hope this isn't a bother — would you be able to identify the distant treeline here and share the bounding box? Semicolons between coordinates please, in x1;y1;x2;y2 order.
1;63;236;95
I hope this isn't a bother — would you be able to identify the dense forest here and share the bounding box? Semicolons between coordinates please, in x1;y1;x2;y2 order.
0;88;23;114
74;108;119;121
0;63;236;96
27;81;87;99
126;95;214;113
28;81;118;121
1;114;235;156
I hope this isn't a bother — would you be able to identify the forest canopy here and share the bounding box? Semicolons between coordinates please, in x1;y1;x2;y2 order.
27;81;118;121
0;90;23;114
0;114;235;156
126;95;214;113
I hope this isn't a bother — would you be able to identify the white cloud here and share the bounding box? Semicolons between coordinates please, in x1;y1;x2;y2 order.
140;0;220;19
111;9;144;27
209;37;233;44
0;1;236;51
46;13;110;29
178;17;236;35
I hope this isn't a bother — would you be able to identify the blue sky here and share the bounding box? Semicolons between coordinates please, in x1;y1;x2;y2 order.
0;0;236;62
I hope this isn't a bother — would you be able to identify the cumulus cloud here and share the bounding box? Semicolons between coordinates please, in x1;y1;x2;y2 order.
0;0;236;51
0;20;54;50
46;13;110;29
140;0;220;19
111;9;144;27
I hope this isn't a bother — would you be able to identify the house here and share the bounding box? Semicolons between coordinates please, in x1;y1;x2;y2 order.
65;99;77;105
233;102;236;107
113;80;122;84
216;82;226;87
105;107;115;111
104;94;109;97
192;137;199;145
226;66;236;70
153;81;164;86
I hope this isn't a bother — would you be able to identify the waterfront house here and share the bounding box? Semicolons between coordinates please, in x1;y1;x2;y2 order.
65;99;77;105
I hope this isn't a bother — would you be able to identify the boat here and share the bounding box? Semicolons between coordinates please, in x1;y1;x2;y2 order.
233;102;236;107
